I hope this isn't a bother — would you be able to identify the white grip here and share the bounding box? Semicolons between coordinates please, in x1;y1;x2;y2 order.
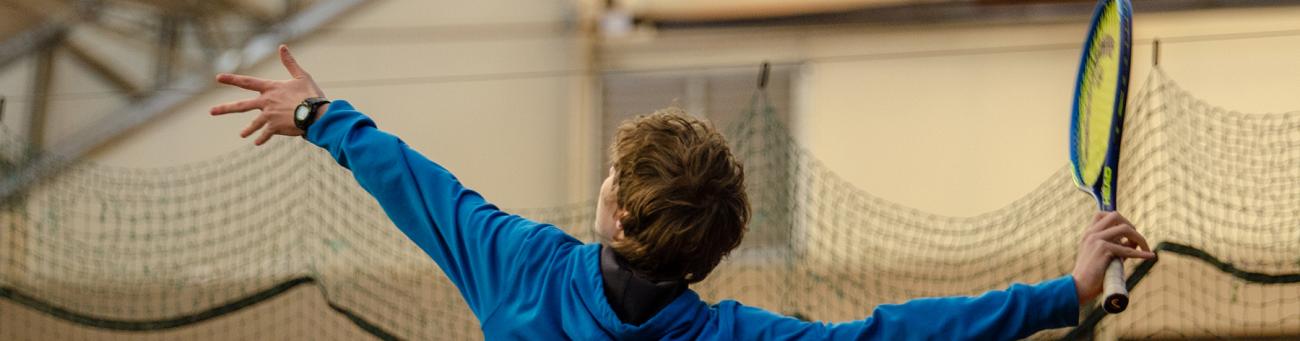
1101;258;1128;313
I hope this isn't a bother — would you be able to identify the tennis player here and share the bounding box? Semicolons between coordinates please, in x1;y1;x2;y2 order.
210;45;1155;340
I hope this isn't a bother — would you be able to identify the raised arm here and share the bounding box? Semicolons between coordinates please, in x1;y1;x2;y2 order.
208;45;573;320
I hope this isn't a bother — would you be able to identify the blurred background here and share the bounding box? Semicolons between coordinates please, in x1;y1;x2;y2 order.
1;0;1299;340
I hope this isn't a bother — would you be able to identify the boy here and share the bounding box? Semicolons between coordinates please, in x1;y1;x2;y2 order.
210;45;1155;340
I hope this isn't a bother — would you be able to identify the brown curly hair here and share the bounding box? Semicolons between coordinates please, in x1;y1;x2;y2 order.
608;108;749;284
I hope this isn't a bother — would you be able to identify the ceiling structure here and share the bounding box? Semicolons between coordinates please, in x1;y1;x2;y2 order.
0;0;370;203
606;0;1300;27
616;0;915;21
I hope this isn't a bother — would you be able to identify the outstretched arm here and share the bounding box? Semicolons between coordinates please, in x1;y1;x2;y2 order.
721;212;1154;340
208;45;573;320
717;275;1077;340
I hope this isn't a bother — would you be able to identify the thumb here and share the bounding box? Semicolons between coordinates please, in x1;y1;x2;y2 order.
279;45;309;79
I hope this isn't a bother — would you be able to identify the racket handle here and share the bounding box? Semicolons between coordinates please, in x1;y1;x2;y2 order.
1101;258;1128;313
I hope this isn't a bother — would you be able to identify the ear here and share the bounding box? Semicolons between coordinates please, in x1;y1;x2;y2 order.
612;209;628;241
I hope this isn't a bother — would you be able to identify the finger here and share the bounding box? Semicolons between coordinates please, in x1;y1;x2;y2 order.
255;128;275;146
279;45;309;79
1088;211;1122;234
210;98;263;116
1093;212;1107;223
216;74;273;92
1105;242;1156;259
1096;224;1152;252
1113;212;1135;230
241;116;269;138
1121;225;1152;252
1094;223;1133;240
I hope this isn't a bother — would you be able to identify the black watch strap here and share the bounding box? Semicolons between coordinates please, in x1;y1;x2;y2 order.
295;97;330;133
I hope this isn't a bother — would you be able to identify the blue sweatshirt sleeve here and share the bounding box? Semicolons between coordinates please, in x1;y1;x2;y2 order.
305;100;560;321
721;275;1080;340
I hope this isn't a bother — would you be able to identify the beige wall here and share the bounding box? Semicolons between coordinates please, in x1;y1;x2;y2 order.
28;3;1300;218
801;7;1300;217
605;5;1300;217
7;3;1296;223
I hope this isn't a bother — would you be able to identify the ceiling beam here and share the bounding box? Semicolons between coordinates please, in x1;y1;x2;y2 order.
213;0;279;24
154;14;179;88
652;0;1300;29
63;41;145;98
0;20;69;70
0;1;100;70
25;46;55;153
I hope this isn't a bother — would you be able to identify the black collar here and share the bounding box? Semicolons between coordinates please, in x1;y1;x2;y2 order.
599;245;688;325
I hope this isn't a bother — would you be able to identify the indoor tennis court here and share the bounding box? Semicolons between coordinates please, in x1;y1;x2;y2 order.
1;0;1298;340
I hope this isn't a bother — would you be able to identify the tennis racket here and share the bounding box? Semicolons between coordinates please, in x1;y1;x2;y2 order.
1068;0;1133;314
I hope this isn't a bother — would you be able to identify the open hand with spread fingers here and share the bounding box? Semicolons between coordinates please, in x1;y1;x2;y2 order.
210;45;327;145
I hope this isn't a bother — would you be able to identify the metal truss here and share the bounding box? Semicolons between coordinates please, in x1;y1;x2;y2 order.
0;0;370;204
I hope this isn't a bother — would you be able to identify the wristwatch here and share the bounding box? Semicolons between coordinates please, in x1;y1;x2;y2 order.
293;97;331;133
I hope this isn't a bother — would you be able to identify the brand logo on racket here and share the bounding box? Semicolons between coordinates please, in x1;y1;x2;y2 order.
1102;166;1114;208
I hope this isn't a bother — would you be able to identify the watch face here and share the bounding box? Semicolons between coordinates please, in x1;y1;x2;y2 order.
295;105;310;121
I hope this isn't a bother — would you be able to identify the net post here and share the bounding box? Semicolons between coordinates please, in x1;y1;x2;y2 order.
1152;38;1160;67
757;61;770;90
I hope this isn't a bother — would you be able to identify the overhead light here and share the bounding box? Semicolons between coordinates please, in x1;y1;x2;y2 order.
601;0;634;37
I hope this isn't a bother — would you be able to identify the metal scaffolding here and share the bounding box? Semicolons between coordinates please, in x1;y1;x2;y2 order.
0;0;371;203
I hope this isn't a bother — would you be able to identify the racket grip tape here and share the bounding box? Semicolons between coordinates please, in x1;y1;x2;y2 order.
1101;258;1128;313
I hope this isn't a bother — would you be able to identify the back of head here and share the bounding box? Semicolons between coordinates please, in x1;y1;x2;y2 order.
609;108;749;284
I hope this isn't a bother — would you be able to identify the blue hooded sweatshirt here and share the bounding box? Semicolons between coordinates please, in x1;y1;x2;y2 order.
307;100;1081;340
